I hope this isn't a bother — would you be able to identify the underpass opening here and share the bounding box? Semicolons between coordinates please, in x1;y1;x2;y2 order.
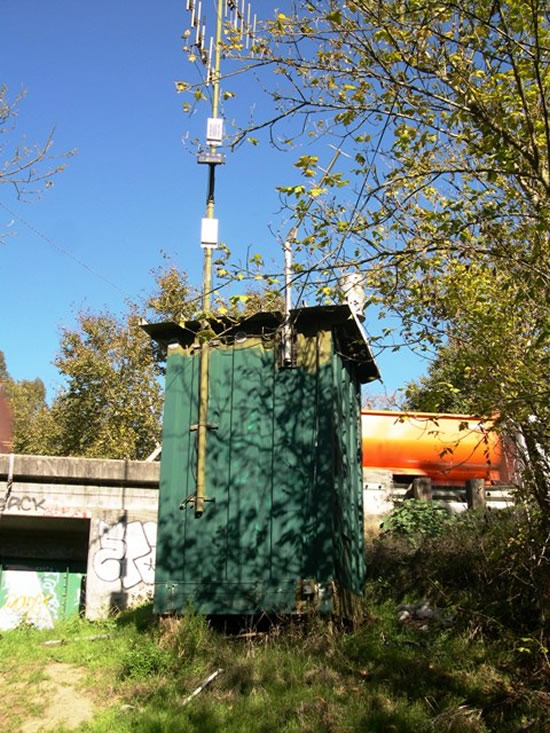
0;515;90;629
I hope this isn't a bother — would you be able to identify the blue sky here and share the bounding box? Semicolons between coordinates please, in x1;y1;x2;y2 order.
1;0;428;402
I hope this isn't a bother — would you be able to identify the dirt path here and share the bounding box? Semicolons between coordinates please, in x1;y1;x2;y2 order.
19;663;95;733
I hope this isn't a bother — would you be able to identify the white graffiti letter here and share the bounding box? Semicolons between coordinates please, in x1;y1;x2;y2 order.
92;520;157;589
92;520;126;583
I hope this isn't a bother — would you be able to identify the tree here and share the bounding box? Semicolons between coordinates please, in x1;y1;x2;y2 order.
399;253;550;514
181;1;550;518
50;310;163;460
0;350;58;454
230;3;543;278
2;261;286;460
181;2;550;347
145;265;201;372
8;378;58;455
45;266;203;460
146;264;200;323
0;267;195;460
402;343;477;414
184;0;550;506
1;85;73;240
0;351;8;384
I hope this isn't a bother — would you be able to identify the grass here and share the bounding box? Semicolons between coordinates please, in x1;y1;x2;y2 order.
3;509;550;732
1;598;548;733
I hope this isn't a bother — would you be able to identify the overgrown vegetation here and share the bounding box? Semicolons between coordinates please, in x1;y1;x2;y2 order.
201;1;550;530
3;508;550;733
370;502;550;645
0;607;543;732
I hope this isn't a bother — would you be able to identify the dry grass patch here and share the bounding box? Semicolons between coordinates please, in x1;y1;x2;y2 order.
19;663;95;732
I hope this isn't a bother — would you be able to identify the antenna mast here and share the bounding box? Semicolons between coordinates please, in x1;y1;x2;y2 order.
182;0;256;516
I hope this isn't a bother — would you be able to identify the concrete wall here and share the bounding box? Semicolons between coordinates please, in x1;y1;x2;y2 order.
0;454;517;623
0;454;160;619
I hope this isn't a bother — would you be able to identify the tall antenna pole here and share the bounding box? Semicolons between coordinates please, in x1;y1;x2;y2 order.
182;0;256;516
201;0;223;314
195;0;223;518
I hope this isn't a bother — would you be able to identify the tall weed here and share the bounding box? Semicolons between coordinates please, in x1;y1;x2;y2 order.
159;607;215;664
119;641;170;680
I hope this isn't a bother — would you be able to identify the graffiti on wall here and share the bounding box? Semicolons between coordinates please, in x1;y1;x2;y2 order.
0;570;83;631
1;495;45;512
0;494;89;518
92;520;157;589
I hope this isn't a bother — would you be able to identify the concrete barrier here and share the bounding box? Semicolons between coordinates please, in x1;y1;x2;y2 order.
0;454;160;622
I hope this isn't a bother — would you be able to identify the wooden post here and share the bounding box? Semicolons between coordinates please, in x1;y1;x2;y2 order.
413;477;432;501
466;478;486;509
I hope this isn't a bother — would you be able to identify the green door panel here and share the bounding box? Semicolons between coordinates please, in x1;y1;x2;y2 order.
0;564;84;630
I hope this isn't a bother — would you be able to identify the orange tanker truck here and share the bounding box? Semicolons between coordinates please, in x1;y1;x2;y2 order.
361;410;514;487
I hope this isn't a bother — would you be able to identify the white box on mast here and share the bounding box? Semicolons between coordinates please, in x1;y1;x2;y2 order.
206;118;224;146
201;217;219;247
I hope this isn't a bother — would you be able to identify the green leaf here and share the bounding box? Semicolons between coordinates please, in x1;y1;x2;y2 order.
326;10;342;23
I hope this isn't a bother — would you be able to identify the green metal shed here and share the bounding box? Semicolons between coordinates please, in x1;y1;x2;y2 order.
144;305;379;619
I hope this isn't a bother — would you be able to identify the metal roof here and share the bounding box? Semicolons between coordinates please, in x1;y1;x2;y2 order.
141;304;380;384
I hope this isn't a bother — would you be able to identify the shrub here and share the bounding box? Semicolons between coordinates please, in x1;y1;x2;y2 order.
380;498;454;545
119;641;170;680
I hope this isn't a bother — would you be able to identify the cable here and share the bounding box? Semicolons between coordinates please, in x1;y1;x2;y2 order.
0;201;131;299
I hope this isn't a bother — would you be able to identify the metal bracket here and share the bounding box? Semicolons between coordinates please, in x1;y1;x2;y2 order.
190;423;218;432
179;495;215;510
197;151;226;165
